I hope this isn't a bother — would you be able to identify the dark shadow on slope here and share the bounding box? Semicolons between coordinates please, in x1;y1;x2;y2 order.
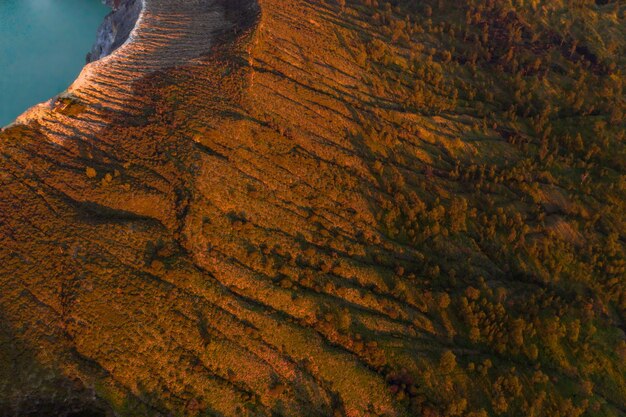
0;312;111;417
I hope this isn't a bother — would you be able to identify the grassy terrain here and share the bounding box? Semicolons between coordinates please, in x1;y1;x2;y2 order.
0;0;623;416
316;0;626;415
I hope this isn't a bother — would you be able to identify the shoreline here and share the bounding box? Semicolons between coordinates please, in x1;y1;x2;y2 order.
87;0;145;63
2;0;146;130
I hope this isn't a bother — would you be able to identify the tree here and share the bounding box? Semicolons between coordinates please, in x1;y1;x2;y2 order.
439;350;457;373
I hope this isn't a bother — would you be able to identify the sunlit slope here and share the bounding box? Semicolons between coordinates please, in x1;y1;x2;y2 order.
0;0;624;416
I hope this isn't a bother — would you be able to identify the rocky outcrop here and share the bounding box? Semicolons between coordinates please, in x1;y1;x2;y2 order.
86;0;142;62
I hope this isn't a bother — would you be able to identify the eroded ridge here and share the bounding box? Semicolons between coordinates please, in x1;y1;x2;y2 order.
1;0;624;416
17;0;257;124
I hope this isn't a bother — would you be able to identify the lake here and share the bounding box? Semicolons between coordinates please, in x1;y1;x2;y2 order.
0;0;109;126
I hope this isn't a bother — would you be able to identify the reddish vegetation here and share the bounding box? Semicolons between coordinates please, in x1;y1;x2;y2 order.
0;0;624;416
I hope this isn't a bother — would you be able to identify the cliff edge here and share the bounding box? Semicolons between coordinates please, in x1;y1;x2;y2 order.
86;0;142;63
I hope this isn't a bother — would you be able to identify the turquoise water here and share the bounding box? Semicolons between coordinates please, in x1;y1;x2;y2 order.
0;0;108;126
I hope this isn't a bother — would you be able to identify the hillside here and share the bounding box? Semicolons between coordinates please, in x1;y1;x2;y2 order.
0;0;624;416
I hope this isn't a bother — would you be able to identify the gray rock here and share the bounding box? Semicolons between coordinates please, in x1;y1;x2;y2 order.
86;0;142;63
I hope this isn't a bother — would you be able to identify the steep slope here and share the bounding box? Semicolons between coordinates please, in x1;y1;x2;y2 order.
0;0;624;416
